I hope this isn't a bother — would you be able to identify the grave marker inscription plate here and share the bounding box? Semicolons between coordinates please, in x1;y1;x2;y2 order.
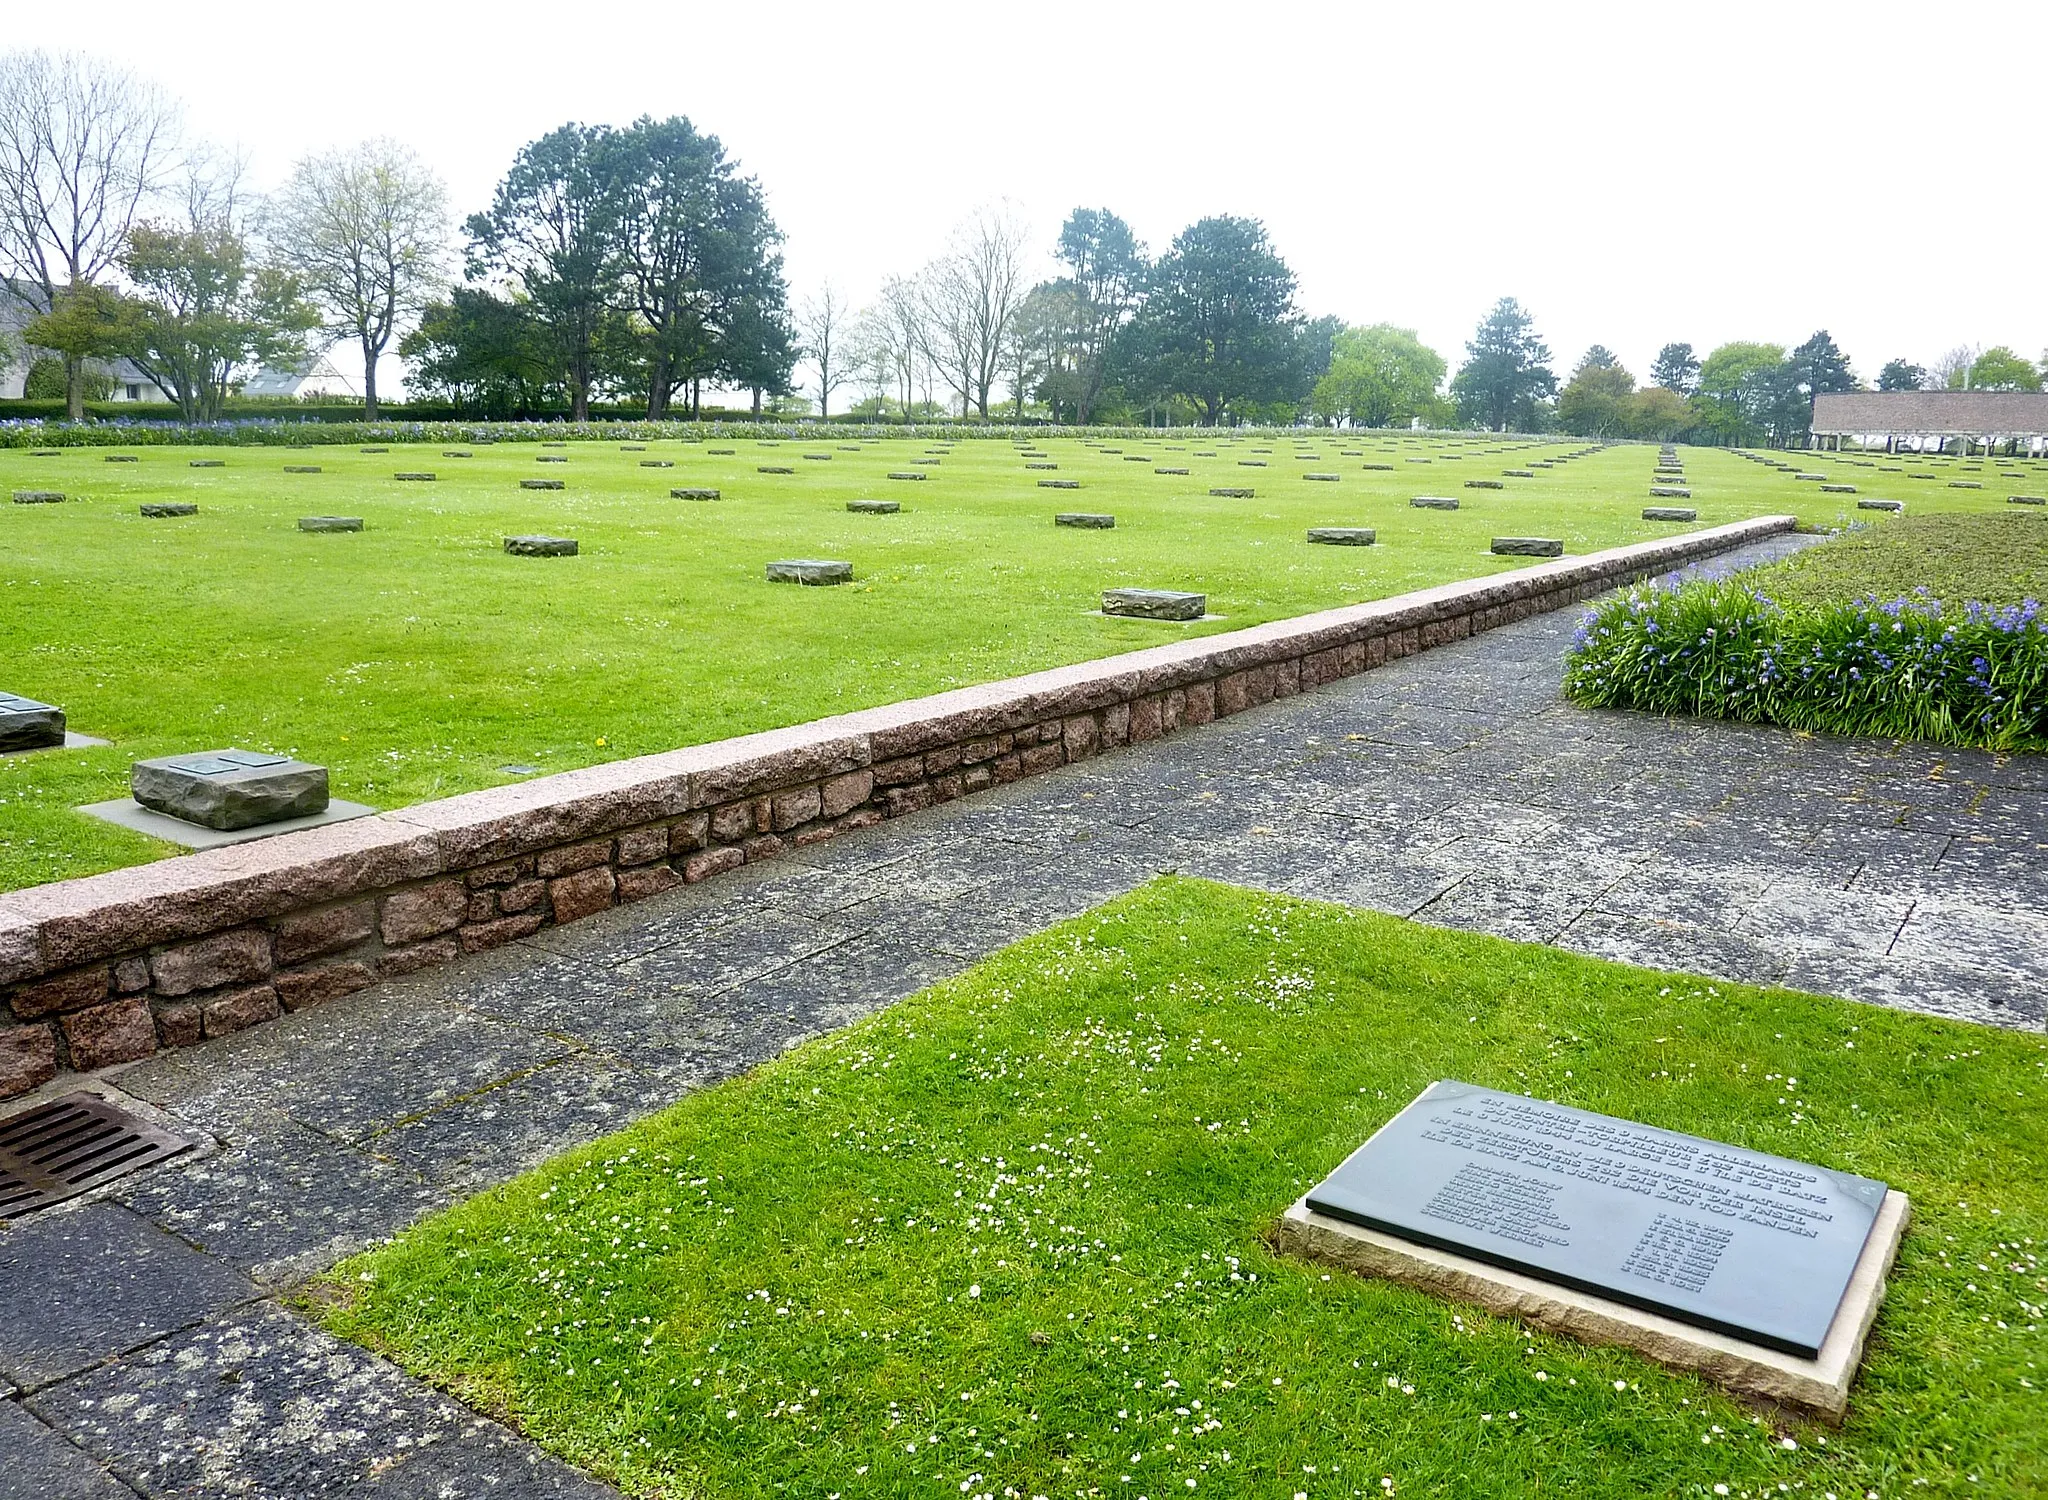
1304;1080;1887;1358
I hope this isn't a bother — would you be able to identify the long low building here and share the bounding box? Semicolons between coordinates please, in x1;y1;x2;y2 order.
1810;390;2048;454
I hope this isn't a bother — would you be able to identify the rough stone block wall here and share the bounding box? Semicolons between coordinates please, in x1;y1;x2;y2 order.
0;517;1794;1098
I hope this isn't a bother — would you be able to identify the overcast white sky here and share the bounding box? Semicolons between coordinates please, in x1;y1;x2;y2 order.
15;0;2046;397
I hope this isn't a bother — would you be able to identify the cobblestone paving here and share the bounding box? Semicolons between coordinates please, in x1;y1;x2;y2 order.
7;532;2045;1497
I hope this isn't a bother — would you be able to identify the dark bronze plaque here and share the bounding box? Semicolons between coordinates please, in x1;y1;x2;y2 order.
1305;1081;1887;1357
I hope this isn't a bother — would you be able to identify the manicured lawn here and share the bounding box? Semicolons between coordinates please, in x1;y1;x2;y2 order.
1760;514;2048;610
315;877;2048;1500
3;433;2038;892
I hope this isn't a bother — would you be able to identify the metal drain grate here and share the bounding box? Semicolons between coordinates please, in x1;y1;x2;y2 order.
0;1092;195;1219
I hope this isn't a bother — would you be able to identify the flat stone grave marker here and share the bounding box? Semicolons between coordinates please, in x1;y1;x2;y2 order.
536;455;567;464
1307;527;1375;545
521;478;565;490
1820;484;1856;493
1026;462;1059;469
1950;480;1982;489
641;459;674;468
1056;512;1114;528
444;450;473;458
505;535;577;557
104;454;137;463
672;487;721;501
1643;506;1697;521
12;490;64;504
1193;451;1218;457
284;465;322;473
847;499;900;514
1155;467;1189;475
708;448;735;455
1858;499;1904;512
1122;455;1152;462
888;471;927;481
1406;457;1431;463
299;516;363;532
1340;449;1362;456
1304;472;1340;482
132;748;330;830
758;465;795;474
141;503;198;518
0;693;65;751
1649;485;1692;498
1280;1080;1904;1415
30;449;59;456
1493;536;1563;556
189;459;224;468
1040;479;1080;489
1209;486;1254;498
911;459;940;466
803;453;832;461
839;445;862;451
1465;479;1504;489
360;446;389;454
1103;587;1204;620
1238;459;1267;467
766;558;852;585
1410;495;1458;510
1362;463;1394;471
1503;469;1534;477
620;443;646;451
394;472;435;481
543;441;568;447
2009;495;2046;506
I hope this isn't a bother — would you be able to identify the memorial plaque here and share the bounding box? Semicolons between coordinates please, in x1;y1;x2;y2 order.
132;748;330;830
1305;1080;1887;1358
766;559;852;585
672;487;721;501
847;499;900;513
1307;527;1376;545
1103;588;1204;620
504;535;578;556
0;693;66;752
1055;512;1115;528
1493;537;1564;556
141;503;199;518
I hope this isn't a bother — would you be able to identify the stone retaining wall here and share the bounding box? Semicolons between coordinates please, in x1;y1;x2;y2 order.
0;517;1794;1098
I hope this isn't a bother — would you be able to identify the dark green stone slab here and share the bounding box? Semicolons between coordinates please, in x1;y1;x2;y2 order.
504;535;577;557
1492;537;1563;556
1103;588;1204;620
132;748;330;830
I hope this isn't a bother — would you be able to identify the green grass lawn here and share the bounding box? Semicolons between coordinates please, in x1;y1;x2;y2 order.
315;878;2048;1500
1758;513;2048;609
4;433;2039;892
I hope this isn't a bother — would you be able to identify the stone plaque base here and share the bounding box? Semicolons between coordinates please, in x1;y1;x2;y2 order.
78;797;377;850
1103;588;1205;620
1275;1190;1907;1422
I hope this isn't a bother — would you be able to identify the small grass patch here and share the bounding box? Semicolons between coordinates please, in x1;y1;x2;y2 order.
1764;514;2048;610
316;878;2048;1499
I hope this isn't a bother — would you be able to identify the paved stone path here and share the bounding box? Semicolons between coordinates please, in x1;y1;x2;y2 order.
6;532;2045;1497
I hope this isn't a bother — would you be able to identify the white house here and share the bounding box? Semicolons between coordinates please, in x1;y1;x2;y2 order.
240;355;359;400
1;279;173;403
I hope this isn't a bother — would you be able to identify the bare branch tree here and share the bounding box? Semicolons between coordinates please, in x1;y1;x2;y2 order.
1931;344;1980;391
0;49;178;417
797;282;853;420
875;275;928;420
918;204;1031;420
268;139;447;417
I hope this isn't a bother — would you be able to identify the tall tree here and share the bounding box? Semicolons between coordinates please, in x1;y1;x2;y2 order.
465;124;614;421
1557;351;1636;438
1050;207;1146;424
1649;342;1700;396
268;139;447;418
1968;346;2039;392
1450;297;1556;432
1787;330;1857;396
1876;358;1927;392
1695;341;1787;445
797;282;851;419
1119;215;1301;426
0;49;178;418
1932;344;1980;390
1309;323;1445;428
116;186;318;422
920;205;1031;419
1003;280;1071;420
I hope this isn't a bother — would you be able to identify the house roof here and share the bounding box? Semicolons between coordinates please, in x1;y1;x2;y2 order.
1812;390;2048;436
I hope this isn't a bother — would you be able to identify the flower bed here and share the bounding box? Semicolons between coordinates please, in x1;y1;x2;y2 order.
1565;574;2048;750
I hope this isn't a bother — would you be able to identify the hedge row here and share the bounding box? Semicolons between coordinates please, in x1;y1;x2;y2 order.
1564;575;2048;751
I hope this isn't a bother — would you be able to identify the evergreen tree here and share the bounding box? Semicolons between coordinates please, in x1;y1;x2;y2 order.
1876;359;1927;392
1450;298;1556;431
1650;342;1700;395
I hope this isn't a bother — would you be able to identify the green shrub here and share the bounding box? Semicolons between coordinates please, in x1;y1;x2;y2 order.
1565;575;2048;750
